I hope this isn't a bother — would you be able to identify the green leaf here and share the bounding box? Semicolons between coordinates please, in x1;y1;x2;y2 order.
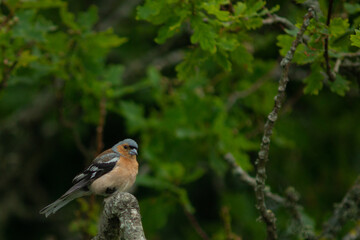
20;0;64;9
120;101;146;133
12;10;56;42
344;3;360;15
82;29;127;57
103;64;124;86
293;44;319;65
77;5;98;31
215;50;232;71
140;197;174;232
244;17;263;29
277;33;319;64
350;29;360;48
329;18;349;38
234;2;247;17
329;75;350;96
5;0;21;10
136;0;163;21
176;49;205;81
155;17;182;44
147;66;162;86
136;175;194;212
60;4;80;30
137;175;179;191
284;28;299;37
17;50;39;67
303;65;323;95
245;0;265;16
157;162;185;182
217;35;239;51
277;34;294;56
268;4;280;15
182;168;205;184
202;2;230;21
96;29;127;48
175;127;204;139
44;32;68;54
190;17;217;53
231;45;253;71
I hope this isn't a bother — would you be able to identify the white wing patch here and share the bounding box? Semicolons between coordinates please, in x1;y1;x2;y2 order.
106;157;119;164
90;166;99;171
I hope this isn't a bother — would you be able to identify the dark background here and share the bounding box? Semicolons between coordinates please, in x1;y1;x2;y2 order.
1;0;360;239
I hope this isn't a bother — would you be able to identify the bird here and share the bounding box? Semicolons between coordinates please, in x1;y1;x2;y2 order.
40;139;139;217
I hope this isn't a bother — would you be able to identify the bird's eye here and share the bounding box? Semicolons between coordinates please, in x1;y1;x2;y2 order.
124;145;130;150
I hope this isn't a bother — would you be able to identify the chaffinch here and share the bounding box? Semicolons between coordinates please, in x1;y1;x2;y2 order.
40;139;139;217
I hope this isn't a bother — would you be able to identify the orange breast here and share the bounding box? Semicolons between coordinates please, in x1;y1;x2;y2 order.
90;157;138;195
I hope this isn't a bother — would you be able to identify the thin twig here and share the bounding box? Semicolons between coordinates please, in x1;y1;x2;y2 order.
341;61;360;68
54;78;92;160
96;96;107;155
262;14;296;30
303;0;322;18
339;51;360;58
253;9;314;240
225;153;316;240
319;177;360;239
0;60;17;92
284;187;316;240
324;0;335;82
225;153;285;204
184;209;210;240
221;206;242;240
334;58;342;74
226;67;278;111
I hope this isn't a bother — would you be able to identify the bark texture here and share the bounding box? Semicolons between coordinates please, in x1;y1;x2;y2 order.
93;192;146;240
253;9;314;240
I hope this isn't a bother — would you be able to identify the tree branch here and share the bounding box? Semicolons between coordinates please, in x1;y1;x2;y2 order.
225;153;316;240
96;96;107;155
184;209;210;240
319;177;360;239
0;59;17;93
93;192;146;240
253;9;314;240
226;66;277;111
262;14;296;30
225;153;285;204
324;0;335;82
339;51;360;58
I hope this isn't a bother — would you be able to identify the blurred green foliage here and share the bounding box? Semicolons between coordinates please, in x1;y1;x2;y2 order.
1;0;360;239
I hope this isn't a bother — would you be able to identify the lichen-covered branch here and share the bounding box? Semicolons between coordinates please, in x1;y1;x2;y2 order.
319;177;360;239
225;153;285;204
225;153;316;240
284;188;316;240
253;9;314;240
262;14;296;30
93;192;146;240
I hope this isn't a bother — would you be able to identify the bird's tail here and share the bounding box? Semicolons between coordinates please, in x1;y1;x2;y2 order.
39;191;88;217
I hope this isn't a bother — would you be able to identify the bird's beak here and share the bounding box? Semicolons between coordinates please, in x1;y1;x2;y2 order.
130;149;138;156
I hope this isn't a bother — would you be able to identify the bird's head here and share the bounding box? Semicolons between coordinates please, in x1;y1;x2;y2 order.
113;138;138;159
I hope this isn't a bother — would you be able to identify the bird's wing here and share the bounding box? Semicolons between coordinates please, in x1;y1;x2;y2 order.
72;149;120;185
